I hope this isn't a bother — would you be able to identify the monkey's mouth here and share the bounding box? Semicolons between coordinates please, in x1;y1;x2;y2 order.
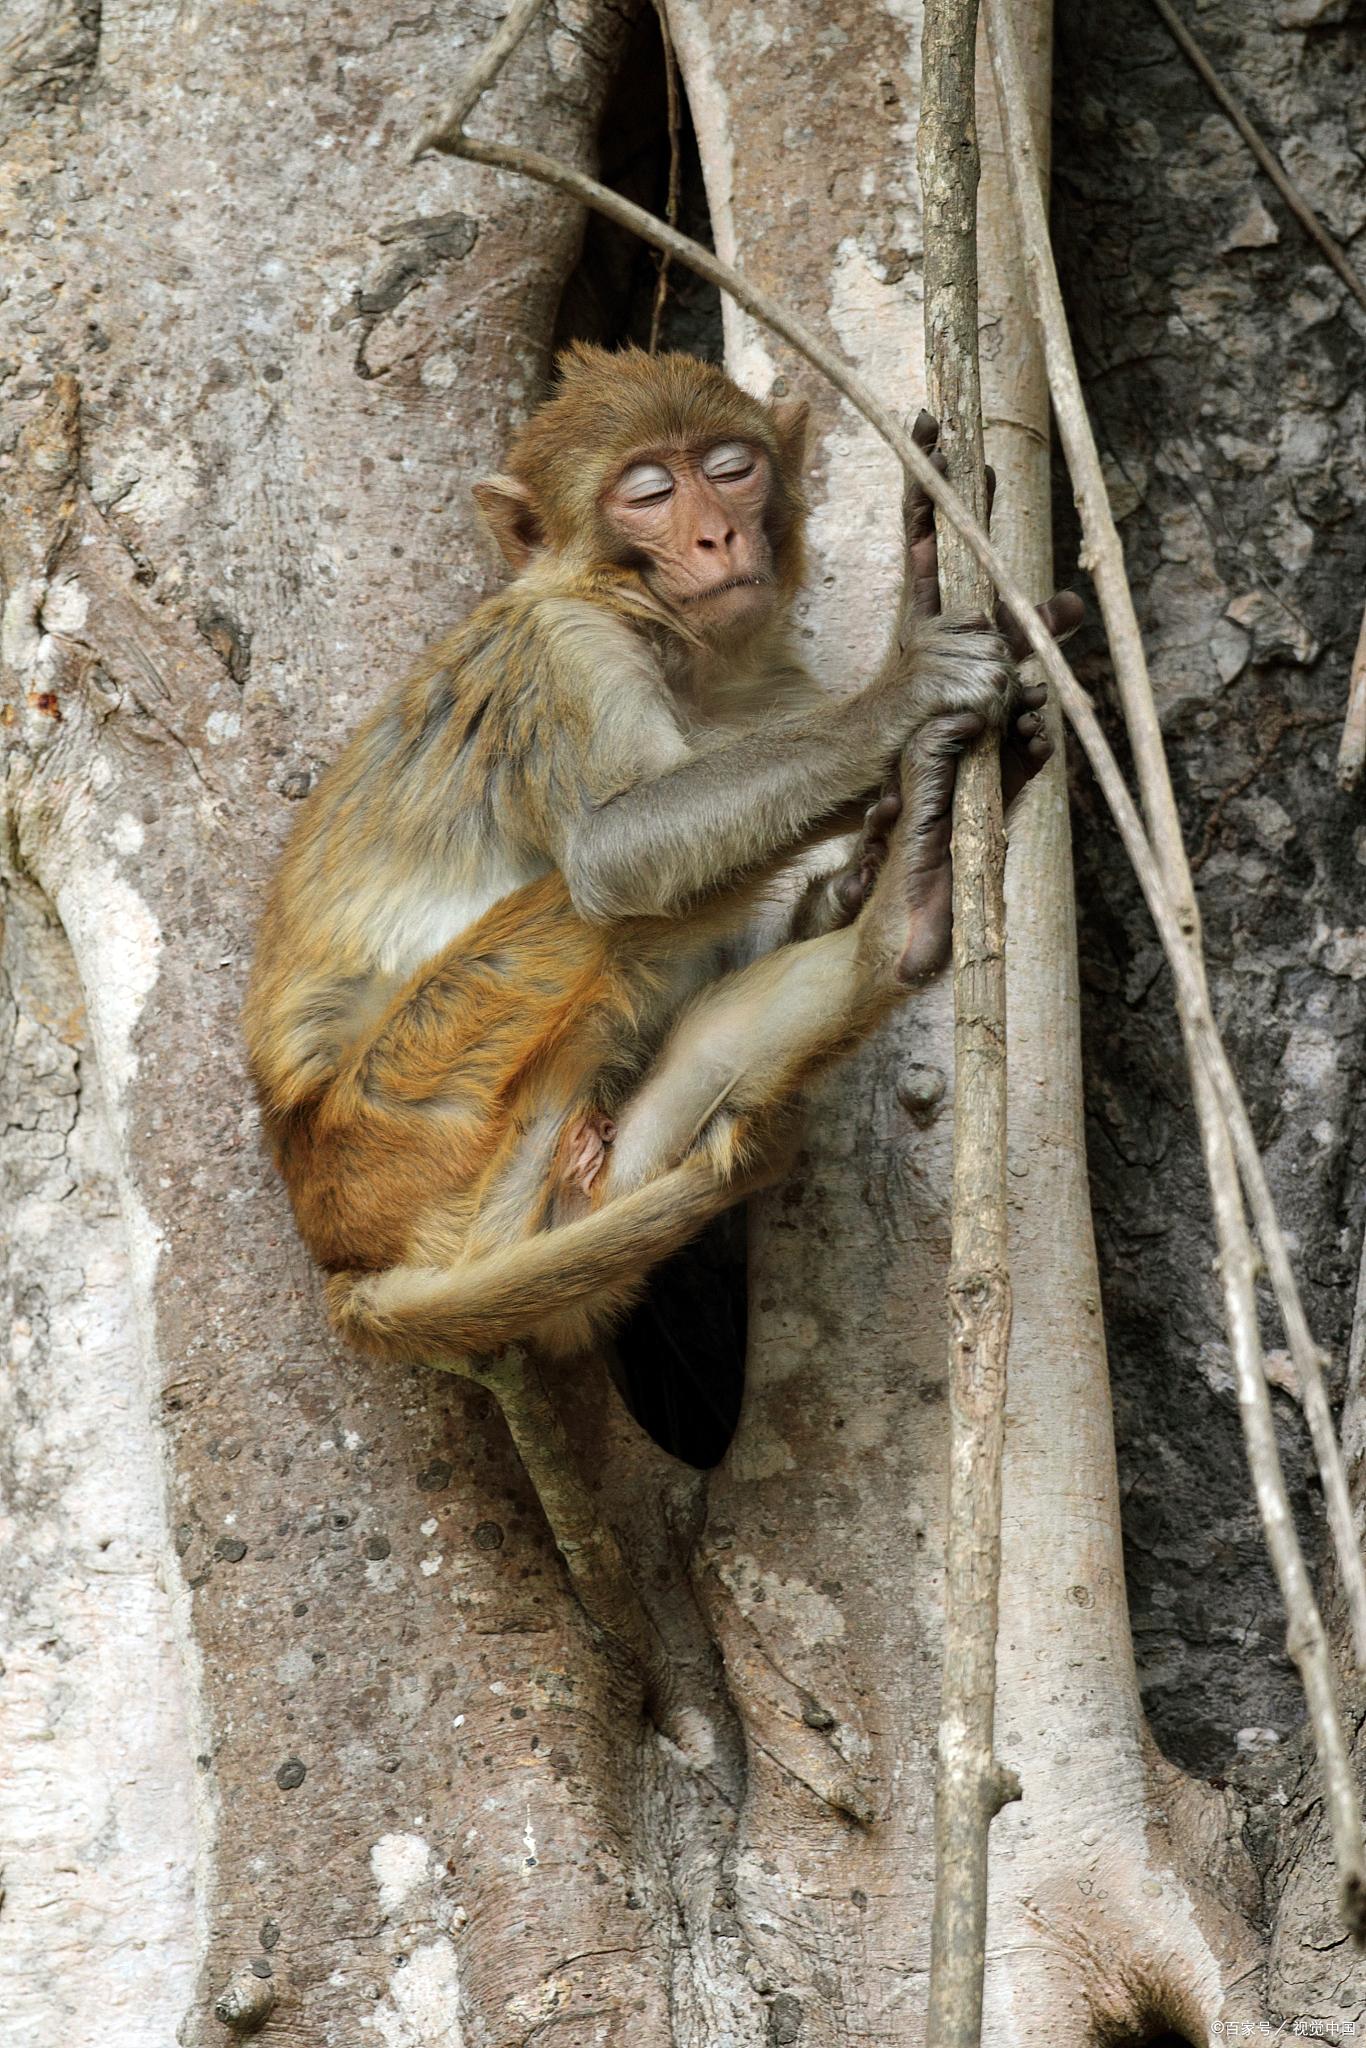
683;575;772;605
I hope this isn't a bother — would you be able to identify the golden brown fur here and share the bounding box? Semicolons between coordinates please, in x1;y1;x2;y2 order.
244;346;1018;1364
501;341;807;588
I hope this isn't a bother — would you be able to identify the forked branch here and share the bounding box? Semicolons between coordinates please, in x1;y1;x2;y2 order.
409;0;546;159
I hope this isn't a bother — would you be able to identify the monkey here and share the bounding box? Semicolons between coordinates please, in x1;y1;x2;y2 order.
243;344;1076;1368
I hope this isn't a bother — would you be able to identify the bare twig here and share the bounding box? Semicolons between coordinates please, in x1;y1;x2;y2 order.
647;0;683;354
919;4;1018;2040
1147;0;1366;318
985;0;1366;1937
1346;1206;1366;1466
1337;600;1366;792
409;11;1366;1932
408;0;546;163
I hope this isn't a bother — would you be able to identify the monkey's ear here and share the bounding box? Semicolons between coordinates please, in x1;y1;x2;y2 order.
472;475;544;571
770;397;810;475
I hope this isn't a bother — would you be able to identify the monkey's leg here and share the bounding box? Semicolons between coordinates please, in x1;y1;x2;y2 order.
604;707;985;1195
602;925;886;1196
317;874;632;1274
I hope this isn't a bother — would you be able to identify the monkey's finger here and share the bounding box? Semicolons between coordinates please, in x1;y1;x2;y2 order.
903;445;949;547
906;421;991;520
1036;591;1084;642
909;558;944;621
994;588;1084;664
903;414;945;509
866;791;903;833
1018;682;1047;711
1001;716;1056;810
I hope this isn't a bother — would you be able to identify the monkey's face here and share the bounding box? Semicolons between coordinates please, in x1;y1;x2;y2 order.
602;439;778;639
480;347;809;614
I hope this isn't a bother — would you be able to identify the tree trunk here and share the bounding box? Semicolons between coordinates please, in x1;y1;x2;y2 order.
667;2;1266;2036
1;6;664;2040
1;0;1359;2042
1050;1;1366;2029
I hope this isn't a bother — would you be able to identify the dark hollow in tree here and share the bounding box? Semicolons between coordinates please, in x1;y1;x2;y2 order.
554;8;740;1469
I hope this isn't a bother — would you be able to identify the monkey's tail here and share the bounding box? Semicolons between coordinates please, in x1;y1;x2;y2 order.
326;1152;728;1364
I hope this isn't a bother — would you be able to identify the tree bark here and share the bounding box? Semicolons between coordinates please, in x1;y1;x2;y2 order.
2;0;1360;2042
668;0;1265;2037
1;7;669;2041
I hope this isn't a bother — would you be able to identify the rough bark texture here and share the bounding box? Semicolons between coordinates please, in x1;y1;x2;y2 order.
2;0;1363;2041
0;6;654;2041
1051;0;1366;2021
1053;0;1365;1759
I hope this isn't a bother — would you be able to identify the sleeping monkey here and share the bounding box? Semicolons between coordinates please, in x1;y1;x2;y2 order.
244;346;1074;1363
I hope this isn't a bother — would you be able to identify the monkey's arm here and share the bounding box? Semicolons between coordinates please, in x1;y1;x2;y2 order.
782;674;1056;948
559;616;1007;924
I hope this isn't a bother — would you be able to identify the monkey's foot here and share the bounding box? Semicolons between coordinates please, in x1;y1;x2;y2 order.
885;707;982;985
564;1111;617;1197
832;787;902;922
888;691;1057;983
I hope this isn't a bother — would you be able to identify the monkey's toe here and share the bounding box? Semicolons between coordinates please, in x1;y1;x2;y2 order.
895;862;954;986
1001;713;1055;810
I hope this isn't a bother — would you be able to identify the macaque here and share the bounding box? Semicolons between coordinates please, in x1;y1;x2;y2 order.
244;345;1072;1365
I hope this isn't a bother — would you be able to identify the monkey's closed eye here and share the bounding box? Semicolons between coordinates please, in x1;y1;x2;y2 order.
619;462;676;506
702;442;756;482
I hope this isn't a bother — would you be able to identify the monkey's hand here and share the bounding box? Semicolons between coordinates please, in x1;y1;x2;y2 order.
829;679;1052;929
896;405;1084;686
